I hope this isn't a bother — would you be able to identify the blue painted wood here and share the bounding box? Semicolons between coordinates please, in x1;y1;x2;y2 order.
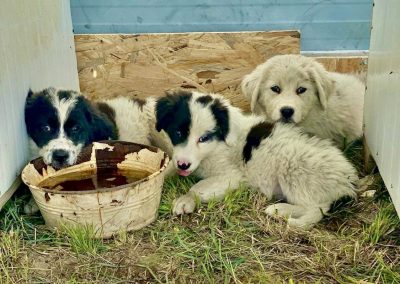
70;0;372;51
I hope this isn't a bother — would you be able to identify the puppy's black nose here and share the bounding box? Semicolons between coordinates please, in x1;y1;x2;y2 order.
52;149;69;164
280;107;294;119
177;162;191;170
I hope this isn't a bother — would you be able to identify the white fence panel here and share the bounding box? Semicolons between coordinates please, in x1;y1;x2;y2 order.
364;0;400;214
0;0;79;209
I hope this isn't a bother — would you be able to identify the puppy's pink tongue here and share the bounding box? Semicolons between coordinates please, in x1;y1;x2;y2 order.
178;169;191;177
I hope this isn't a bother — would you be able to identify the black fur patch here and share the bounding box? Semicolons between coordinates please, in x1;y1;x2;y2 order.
97;102;116;125
72;97;118;142
196;95;213;105
25;89;60;147
155;90;192;145
131;97;146;110
210;99;229;141
57;89;74;100
243;122;274;163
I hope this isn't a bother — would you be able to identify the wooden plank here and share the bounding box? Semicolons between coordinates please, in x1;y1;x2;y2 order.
313;56;368;74
75;31;300;110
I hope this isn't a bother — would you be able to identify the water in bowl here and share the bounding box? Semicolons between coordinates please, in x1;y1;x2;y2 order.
45;170;150;191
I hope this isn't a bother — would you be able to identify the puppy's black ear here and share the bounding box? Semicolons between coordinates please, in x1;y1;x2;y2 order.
155;94;176;132
82;98;117;141
27;88;34;98
210;99;229;141
25;89;35;107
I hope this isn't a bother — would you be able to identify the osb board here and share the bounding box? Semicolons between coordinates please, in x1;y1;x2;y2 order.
314;56;368;74
75;31;300;110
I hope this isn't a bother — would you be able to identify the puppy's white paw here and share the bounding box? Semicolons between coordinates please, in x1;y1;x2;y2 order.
173;194;196;215
287;218;313;230
265;204;280;217
24;198;40;215
265;203;294;218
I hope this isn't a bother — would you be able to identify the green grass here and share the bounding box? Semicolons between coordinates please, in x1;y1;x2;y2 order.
363;202;400;245
59;223;106;255
1;143;400;283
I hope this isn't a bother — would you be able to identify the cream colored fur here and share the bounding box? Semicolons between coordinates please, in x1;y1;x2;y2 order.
241;54;365;145
102;97;173;157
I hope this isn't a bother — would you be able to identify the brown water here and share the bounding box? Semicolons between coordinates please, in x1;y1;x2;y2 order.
46;171;148;191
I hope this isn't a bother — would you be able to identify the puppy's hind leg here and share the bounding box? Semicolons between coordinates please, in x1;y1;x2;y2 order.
24;197;40;215
287;204;330;230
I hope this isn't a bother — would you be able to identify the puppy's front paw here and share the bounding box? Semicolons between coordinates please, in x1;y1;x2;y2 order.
265;204;279;217
265;203;290;218
173;194;196;215
24;198;39;215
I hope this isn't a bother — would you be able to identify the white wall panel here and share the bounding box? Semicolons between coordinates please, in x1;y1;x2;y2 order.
364;0;400;214
0;0;79;208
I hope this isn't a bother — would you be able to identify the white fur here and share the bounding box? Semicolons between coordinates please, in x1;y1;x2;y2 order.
38;138;83;166
241;54;365;145
103;97;151;145
105;97;175;176
169;91;358;229
245;123;358;229
104;97;174;155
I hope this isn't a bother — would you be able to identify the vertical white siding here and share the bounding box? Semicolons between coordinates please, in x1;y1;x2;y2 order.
364;0;400;214
0;0;79;207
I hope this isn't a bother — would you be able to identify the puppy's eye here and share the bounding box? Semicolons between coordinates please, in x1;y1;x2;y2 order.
198;133;212;143
270;85;281;94
71;125;81;132
176;130;182;138
41;125;51;132
296;87;307;95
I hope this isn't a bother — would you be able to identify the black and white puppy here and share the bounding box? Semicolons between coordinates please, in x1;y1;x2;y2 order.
25;87;117;169
24;87;172;213
156;90;358;229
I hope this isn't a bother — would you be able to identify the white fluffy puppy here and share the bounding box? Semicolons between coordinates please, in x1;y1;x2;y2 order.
155;90;358;229
241;54;365;145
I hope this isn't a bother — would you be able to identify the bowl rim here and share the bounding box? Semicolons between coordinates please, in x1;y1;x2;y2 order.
21;141;170;195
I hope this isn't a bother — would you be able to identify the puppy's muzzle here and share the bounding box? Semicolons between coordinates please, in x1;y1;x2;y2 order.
177;160;191;170
280;107;295;122
51;149;70;168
